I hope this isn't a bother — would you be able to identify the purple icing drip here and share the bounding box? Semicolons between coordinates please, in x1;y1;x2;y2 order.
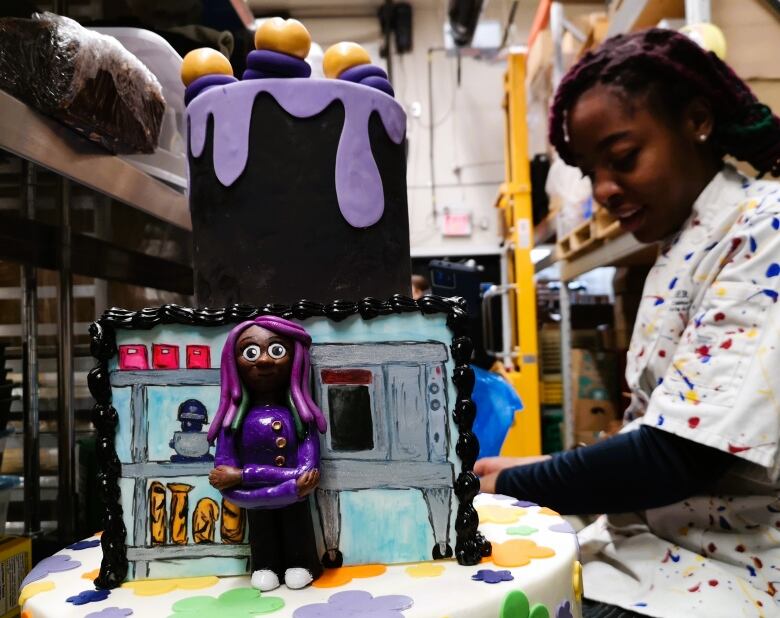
555;601;574;618
185;74;238;105
188;79;406;228
360;76;394;97
247;49;311;77
339;64;388;83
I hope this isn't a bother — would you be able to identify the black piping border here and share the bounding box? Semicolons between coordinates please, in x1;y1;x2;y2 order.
88;294;489;588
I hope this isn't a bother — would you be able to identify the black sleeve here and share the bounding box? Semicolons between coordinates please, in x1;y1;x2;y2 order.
494;425;734;515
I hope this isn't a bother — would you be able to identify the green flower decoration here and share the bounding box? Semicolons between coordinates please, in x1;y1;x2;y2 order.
500;590;549;618
168;587;284;618
507;525;538;536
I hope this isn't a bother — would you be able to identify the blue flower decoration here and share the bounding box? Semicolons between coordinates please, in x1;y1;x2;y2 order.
293;590;412;618
472;569;514;584
67;589;111;605
555;601;573;618
67;539;101;550
22;554;81;587
85;608;133;618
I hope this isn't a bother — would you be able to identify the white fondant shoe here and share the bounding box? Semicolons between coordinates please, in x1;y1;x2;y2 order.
284;567;314;590
251;569;280;591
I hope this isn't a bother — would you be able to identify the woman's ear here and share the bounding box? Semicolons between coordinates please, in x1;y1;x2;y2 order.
683;97;715;144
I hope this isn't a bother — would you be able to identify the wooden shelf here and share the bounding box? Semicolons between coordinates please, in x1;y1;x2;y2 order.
606;0;684;36
559;230;658;281
0;90;190;230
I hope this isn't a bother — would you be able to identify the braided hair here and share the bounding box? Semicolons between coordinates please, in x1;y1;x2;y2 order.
549;28;780;177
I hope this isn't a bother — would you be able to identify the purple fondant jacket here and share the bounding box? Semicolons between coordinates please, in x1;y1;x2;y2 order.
215;403;319;509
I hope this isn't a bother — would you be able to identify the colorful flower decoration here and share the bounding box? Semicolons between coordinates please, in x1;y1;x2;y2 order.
507;525;538;536
22;554;81;587
500;590;549;618
548;522;575;534
121;576;219;596
572;561;583;602
537;508;559;517
554;601;573;618
66;539;101;550
292;590;412;618
66;589;111;605
18;581;55;606
82;569;101;580
85;608;134;618
491;539;556;568
471;569;514;584
404;563;445;578
476;505;526;524
312;564;386;588
168;587;283;617
512;501;538;508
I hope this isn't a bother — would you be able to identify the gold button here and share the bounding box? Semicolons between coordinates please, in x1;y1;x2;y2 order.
274;455;285;466
271;420;283;432
276;437;287;448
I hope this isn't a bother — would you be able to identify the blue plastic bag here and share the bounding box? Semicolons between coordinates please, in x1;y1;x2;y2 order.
471;365;523;458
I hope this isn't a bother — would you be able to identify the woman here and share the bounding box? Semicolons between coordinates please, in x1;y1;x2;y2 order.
207;315;327;592
477;29;780;617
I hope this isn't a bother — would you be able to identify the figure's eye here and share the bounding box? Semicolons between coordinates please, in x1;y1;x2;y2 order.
267;343;287;359
242;344;261;361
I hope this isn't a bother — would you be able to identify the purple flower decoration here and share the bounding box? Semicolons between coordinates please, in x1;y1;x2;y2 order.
512;500;538;508
22;554;81;587
471;569;514;584
549;522;576;534
66;589;111;605
67;539;101;550
555;601;574;618
85;609;133;618
292;590;413;618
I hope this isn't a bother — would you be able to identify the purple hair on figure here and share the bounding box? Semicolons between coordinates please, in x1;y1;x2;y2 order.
208;316;327;444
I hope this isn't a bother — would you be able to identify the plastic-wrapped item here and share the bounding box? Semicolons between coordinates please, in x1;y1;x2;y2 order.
0;12;165;154
545;156;593;238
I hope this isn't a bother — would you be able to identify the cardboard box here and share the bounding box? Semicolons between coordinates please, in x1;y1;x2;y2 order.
572;348;619;444
713;0;780;80
0;536;31;618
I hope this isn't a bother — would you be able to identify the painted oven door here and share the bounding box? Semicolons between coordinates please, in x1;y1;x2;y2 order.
316;367;388;460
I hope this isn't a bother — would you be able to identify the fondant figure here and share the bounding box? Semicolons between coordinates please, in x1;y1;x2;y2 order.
207;316;327;591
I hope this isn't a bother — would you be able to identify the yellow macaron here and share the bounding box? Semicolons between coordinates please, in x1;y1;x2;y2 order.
323;42;371;79
181;48;233;86
254;17;312;59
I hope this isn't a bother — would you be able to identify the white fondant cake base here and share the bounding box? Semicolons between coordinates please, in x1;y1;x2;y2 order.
21;494;581;618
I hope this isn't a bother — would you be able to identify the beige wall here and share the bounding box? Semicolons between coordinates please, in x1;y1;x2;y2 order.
298;0;538;255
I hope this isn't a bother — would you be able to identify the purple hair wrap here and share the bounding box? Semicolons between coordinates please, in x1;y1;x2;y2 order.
207;316;327;444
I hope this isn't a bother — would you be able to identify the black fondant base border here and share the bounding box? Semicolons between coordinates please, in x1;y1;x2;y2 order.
87;294;489;589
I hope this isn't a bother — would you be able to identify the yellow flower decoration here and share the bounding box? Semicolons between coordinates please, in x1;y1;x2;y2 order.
491;539;556;567
82;568;101;580
536;507;559;517
121;576;219;596
405;563;445;578
313;564;386;588
476;505;526;524
572;560;583;602
19;581;55;606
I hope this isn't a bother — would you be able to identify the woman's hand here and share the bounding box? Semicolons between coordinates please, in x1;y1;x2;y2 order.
475;455;552;494
209;465;243;490
296;469;320;497
474;455;551;477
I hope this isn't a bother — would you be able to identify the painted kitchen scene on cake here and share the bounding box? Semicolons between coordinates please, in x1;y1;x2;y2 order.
108;311;460;580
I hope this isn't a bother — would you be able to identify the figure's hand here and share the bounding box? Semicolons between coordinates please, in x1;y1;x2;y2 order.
209;465;242;490
296;469;320;497
473;455;551;477
480;472;499;494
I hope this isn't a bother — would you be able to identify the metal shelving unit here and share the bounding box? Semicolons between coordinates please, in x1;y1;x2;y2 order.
0;89;193;541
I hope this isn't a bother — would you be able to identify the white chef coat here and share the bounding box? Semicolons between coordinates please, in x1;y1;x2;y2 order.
580;166;780;617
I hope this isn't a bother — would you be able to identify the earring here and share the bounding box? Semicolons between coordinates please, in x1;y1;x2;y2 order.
698;134;708;142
